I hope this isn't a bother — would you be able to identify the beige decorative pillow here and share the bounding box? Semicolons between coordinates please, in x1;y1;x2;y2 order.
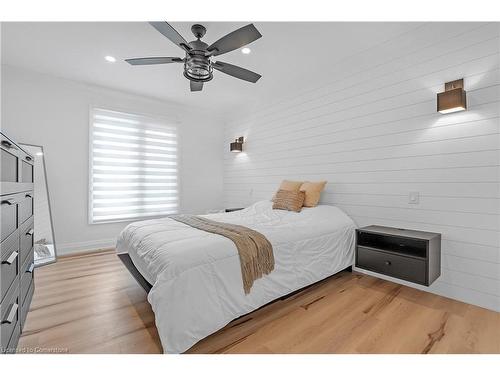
300;181;327;207
278;180;304;192
272;190;306;212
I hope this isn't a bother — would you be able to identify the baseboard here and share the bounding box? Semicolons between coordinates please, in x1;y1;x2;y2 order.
57;238;116;256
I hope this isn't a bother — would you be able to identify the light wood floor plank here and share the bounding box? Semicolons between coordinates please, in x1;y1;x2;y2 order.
18;250;499;354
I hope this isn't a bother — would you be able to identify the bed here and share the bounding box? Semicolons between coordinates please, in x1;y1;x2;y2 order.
115;200;356;353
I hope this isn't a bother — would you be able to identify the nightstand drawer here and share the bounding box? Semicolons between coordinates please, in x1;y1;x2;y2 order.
356;246;426;285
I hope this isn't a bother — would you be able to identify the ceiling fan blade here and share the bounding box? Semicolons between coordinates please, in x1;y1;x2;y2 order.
190;81;203;92
125;57;183;65
149;22;191;52
213;61;261;83
207;24;262;56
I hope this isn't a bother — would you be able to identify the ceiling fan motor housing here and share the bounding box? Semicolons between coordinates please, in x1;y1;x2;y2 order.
191;24;207;39
183;39;213;82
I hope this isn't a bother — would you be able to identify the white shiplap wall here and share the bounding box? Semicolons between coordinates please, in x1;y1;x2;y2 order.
223;22;500;311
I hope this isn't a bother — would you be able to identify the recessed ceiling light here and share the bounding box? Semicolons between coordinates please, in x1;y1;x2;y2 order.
241;47;251;55
105;55;116;63
36;152;43;156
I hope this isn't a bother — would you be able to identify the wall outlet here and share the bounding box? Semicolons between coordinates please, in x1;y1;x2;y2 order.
409;192;420;204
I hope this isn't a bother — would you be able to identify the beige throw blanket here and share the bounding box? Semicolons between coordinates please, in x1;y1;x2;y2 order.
169;215;274;294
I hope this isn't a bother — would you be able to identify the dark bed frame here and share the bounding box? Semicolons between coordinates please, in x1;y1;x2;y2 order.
117;251;352;297
117;252;154;292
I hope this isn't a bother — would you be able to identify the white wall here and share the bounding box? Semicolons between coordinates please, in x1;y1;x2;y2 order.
1;66;224;255
223;23;500;311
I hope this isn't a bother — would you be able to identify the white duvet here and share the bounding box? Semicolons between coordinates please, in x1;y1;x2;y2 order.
116;200;356;353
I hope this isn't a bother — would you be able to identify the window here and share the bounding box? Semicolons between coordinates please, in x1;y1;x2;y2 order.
89;108;179;224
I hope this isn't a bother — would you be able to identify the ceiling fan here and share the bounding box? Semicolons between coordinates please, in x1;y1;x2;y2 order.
125;22;263;92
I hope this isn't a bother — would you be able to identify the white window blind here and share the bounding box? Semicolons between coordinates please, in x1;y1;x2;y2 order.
89;108;179;224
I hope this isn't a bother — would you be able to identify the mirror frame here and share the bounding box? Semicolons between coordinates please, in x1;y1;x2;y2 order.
20;143;58;267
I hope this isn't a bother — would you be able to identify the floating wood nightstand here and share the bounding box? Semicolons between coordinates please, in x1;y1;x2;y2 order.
355;225;441;286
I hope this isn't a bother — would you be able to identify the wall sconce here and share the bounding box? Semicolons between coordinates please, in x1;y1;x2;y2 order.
437;78;467;114
230;137;244;152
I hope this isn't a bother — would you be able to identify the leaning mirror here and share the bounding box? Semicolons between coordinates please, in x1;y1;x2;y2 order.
19;144;57;266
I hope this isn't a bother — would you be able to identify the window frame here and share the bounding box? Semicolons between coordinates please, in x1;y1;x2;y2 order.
88;106;182;225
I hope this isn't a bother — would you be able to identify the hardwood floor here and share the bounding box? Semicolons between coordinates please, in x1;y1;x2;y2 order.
18;249;499;354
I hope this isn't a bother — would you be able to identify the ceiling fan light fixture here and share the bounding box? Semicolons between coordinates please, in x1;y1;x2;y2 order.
183;55;213;82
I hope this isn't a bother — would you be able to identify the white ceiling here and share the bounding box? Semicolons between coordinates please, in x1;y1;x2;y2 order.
1;22;421;120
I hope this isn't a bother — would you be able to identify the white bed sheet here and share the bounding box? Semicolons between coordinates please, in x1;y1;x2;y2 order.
116;200;356;353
